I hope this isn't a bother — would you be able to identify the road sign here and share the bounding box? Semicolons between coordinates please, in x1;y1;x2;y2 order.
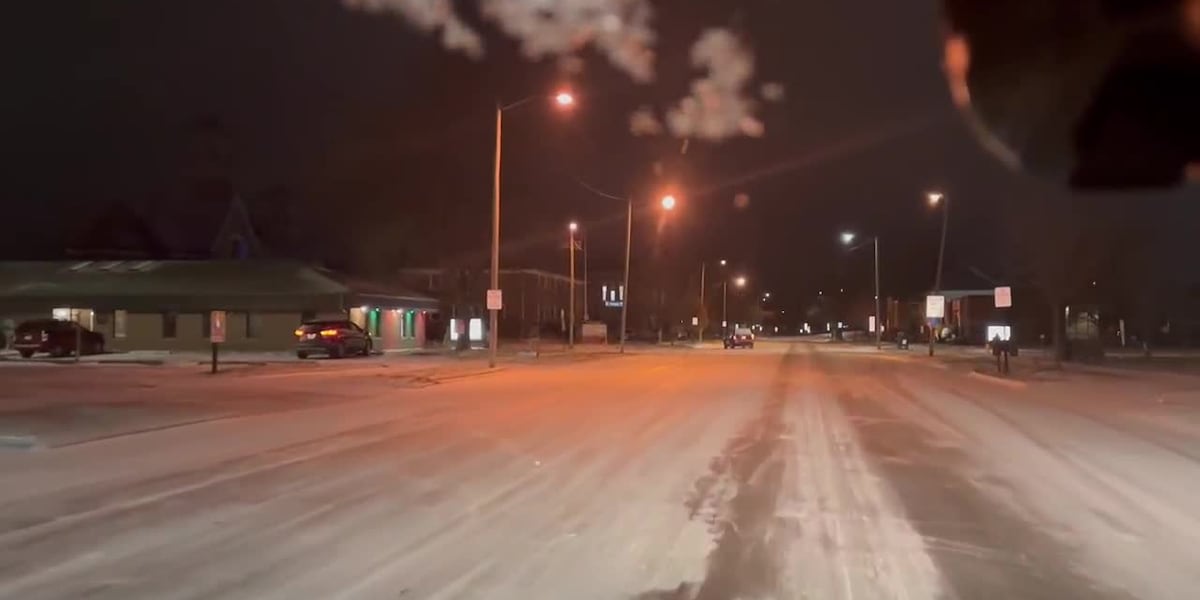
210;310;226;343
691;316;699;326
926;295;946;319
994;286;1013;308
868;315;877;333
486;289;503;311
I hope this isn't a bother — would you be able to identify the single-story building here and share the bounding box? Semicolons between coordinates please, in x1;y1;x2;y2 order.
0;260;438;353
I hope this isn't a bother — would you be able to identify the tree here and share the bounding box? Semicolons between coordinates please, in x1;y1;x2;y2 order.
1005;192;1120;364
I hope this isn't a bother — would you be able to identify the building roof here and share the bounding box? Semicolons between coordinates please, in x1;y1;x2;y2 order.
0;260;437;312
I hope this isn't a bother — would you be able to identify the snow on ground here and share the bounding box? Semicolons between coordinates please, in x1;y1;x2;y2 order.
0;342;1197;598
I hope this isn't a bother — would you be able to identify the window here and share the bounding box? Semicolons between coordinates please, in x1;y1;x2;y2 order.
201;312;211;338
245;312;261;338
162;312;177;338
114;310;127;339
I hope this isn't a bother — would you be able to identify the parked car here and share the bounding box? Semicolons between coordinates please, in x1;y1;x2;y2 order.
724;327;755;349
12;319;106;358
294;319;372;359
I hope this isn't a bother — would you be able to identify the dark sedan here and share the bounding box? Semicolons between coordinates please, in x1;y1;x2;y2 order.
294;320;373;359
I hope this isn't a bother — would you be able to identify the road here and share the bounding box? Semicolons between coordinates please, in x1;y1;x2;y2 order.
1;342;1199;599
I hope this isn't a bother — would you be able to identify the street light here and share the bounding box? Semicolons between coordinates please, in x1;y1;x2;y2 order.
927;190;949;357
720;275;748;337
622;192;677;352
488;89;575;368
841;231;882;350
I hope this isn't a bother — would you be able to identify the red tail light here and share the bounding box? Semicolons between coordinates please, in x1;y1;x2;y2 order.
319;329;339;338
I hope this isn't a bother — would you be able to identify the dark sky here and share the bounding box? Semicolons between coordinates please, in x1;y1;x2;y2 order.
4;0;1198;311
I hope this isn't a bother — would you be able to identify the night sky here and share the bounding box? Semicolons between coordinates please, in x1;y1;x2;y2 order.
5;0;1199;313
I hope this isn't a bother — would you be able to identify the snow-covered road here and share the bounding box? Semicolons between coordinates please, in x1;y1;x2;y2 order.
1;343;1197;599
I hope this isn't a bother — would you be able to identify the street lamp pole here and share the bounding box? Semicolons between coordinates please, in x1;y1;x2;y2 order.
722;281;728;334
841;231;882;350
487;91;575;369
582;234;589;322
568;223;577;348
874;235;882;350
698;262;706;344
929;192;949;356
620;198;632;354
488;104;502;368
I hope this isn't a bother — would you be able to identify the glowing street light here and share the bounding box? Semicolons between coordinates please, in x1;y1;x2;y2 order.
488;90;578;367
719;259;727;266
838;231;881;350
568;221;578;232
720;275;749;337
661;195;677;211
928;190;950;357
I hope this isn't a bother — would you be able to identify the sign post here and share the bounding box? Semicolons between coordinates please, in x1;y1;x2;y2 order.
925;294;945;348
210;310;226;374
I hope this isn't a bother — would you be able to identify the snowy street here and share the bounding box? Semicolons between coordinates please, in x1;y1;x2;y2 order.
1;342;1198;599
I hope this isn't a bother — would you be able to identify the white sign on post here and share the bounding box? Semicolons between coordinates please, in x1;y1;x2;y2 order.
868;315;877;333
210;310;226;343
486;289;503;311
994;286;1013;308
926;295;946;319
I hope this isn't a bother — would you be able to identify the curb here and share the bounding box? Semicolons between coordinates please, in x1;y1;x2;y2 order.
967;370;1029;390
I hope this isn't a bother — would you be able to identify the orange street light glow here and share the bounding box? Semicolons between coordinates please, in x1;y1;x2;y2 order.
555;91;575;107
661;195;677;210
568;221;578;232
735;276;747;287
